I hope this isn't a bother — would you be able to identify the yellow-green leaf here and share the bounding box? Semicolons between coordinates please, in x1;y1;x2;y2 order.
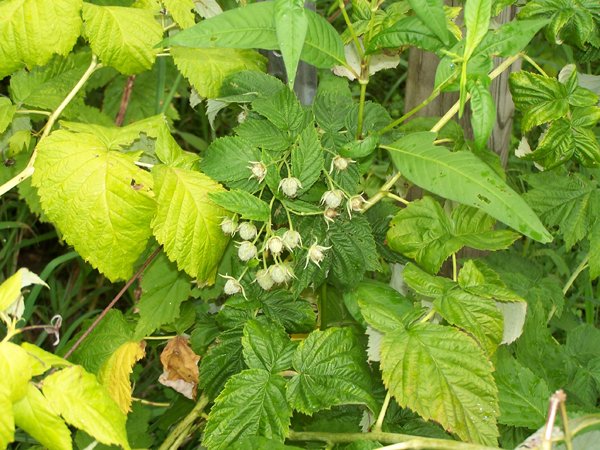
22;342;72;376
0;268;47;318
0;342;34;402
13;383;72;450
43;366;130;450
98;341;146;413
171;47;266;98
32;130;156;281
151;165;229;285
0;394;14;449
82;3;163;74
0;0;82;77
163;0;196;28
0;97;16;134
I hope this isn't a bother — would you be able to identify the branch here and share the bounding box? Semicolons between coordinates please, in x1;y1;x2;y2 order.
158;394;210;450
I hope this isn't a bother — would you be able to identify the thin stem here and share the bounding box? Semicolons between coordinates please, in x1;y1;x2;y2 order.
160;73;183;114
16;109;51;116
362;172;403;212
419;308;436;324
374;391;392;433
158;394;210;450
542;391;562;450
144;335;178;340
563;254;590;295
338;0;363;60
559;396;573;450
522;53;548;77
64;246;161;359
452;253;457;282
386;192;409;205
379;86;443;135
0;55;100;197
133;397;170;407
356;81;368;139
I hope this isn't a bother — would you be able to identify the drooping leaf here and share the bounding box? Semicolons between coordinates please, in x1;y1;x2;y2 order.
210;189;271;222
203;369;291;450
82;3;163;74
407;0;449;45
134;251;192;339
32;130;156;281
291;126;324;194
468;75;495;149
43;366;130;450
171;47;266;98
13;383;72;450
287;327;376;414
0;0;83;77
163;2;345;68
151;165;229;284
242;318;295;372
383;132;552;242
381;322;499;445
274;0;308;87
98;341;146;413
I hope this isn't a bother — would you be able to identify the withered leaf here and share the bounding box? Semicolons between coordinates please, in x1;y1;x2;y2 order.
158;335;200;399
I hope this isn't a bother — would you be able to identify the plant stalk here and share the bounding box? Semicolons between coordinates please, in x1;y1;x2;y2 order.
562;254;590;295
373;391;392;432
158;394;210;450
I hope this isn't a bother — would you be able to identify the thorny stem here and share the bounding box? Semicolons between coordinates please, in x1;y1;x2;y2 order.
374;391;392;433
158;394;210;450
562;254;590;295
64;246;161;359
0;55;101;197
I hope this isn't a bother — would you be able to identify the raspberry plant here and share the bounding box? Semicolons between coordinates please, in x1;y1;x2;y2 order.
1;0;600;449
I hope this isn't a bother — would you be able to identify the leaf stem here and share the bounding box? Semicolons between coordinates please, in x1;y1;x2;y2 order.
338;0;363;60
362;172;403;212
373;391;391;432
562;254;590;295
0;55;101;197
452;253;457;282
16;109;51;116
356;80;368;139
379;85;443;135
521;53;548;77
158;393;210;450
386;192;409;205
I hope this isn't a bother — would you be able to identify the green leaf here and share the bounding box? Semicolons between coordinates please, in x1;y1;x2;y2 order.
32;130;156;281
0;342;34;402
287;327;376;414
164;2;345;68
203;369;291;450
0;0;83;77
133;251;192;339
291;126;324;194
407;0;450;45
274;0;308;87
464;0;491;59
200;329;245;399
0;97;16;134
236;118;292;152
494;349;550;429
242;319;295;372
163;0;196;28
253;87;306;133
0;394;14;449
200;136;261;190
210;189;271;222
42;366;130;450
0;268;47;318
82;3;163;74
509;71;569;131
151;165;229;284
381;322;499;445
383;132;552;243
340;135;379;159
13;383;72;450
171;47;266;98
260;290;316;333
403;263;454;297
68;310;134;374
369;16;446;54
468;75;495;149
231;436;304;450
589;222;600;280
523;171;600;249
476;18;549;57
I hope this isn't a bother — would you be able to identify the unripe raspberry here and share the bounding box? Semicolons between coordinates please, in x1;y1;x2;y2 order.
320;189;344;209
283;229;302;250
220;217;237;235
222;275;243;296
238;222;257;240
332;155;353;171
237;241;257;261
255;269;274;291
305;241;331;268
323;207;339;224
278;177;302;198
267;236;284;256
248;161;267;183
268;262;294;284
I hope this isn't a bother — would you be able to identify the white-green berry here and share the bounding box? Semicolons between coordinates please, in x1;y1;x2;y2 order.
220;217;237;235
238;222;257;240
267;236;284;256
237;241;257;262
283;229;302;250
255;269;274;290
278;177;302;198
321;189;344;209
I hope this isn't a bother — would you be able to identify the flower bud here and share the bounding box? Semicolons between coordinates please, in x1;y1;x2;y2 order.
237;241;257;261
220;217;237;235
269;262;294;284
255;269;274;291
238;222;257;240
282;229;302;250
332;155;353;171
237;110;248;124
323;207;339;224
320;189;344;209
305;241;331;268
267;236;284;256
278;177;302;198
348;195;365;212
248;161;267;183
222;275;243;296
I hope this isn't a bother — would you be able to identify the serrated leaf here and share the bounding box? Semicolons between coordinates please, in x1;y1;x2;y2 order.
164;2;345;68
0;342;34;402
32;130;156;281
13;383;72;450
0;97;16;134
509;71;569;131
98;341;146;413
468;75;495;149
291;126;324;194
253;87;306;133
403;263;454;297
151;165;229;284
163;0;196;28
134;251;192;338
407;0;450;45
494;349;550;429
260;290;316;333
210;189;271;222
383;132;552;243
0;0;82;77
236;118;292;152
242;319;295;372
200;328;245;399
69;310;134;374
476;18;549;57
340;135;379;159
82;3;163;74
381;323;499;445
171;47;266;98
203;369;291;450
231;436;304;450
369;16;446;54
287;327;376;414
200;136;261;188
274;0;308;87
43;366;130;450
